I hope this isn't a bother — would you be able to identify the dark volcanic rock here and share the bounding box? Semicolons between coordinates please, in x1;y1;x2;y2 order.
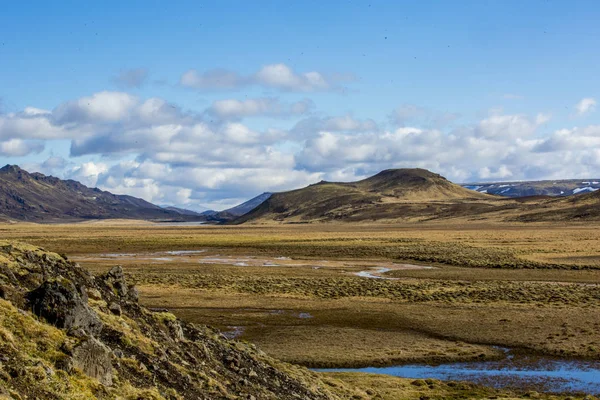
26;279;102;335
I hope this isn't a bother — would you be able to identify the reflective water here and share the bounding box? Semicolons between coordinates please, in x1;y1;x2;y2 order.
316;352;600;394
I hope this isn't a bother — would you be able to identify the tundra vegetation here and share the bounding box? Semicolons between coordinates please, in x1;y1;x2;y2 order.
1;221;600;398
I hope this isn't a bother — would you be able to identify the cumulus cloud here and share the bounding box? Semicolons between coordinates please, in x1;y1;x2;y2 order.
207;98;314;120
113;68;148;88
6;89;600;210
575;97;596;116
254;64;329;92
180;68;247;90
67;161;109;187
533;125;600;153
291;115;378;137
296;111;560;183
92;160;322;210
41;156;68;171
0;139;44;157
181;63;347;92
0;92;196;145
473;113;546;139
478;165;513;179
53;91;138;124
0;109;69;140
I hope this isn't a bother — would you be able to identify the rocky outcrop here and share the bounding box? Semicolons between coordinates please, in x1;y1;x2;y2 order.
0;242;344;399
27;279;103;335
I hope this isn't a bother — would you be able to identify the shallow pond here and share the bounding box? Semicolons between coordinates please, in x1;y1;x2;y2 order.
316;351;600;394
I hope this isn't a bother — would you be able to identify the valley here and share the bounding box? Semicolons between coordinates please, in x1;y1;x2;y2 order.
2;221;600;398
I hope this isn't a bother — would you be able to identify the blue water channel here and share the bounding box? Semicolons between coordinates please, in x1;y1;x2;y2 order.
316;351;600;394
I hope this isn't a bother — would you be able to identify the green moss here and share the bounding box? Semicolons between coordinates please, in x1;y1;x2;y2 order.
152;311;177;323
91;306;157;355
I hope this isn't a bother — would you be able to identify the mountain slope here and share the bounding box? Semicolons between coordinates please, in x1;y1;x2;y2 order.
516;189;600;222
355;169;491;200
235;169;499;224
224;192;272;216
0;241;346;399
0;165;201;222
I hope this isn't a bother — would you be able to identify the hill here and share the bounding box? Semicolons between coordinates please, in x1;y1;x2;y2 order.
0;165;203;223
0;241;348;399
463;179;600;197
235;169;503;224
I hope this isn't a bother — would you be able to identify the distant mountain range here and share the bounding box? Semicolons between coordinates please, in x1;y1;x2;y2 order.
462;179;600;197
2;164;600;224
162;206;206;217
0;165;206;222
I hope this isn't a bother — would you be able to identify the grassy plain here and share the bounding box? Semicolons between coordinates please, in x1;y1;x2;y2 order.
1;220;600;396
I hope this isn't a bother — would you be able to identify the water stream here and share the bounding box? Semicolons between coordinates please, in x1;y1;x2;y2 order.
316;351;600;394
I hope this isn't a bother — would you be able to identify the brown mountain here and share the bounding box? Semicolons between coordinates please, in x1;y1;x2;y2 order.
0;165;201;222
234;168;505;224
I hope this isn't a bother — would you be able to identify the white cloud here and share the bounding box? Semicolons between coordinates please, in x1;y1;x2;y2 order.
0;111;70;140
575;97;596;116
92;161;321;210
180;68;246;90
208;98;313;119
181;63;346;92
67;161;109;187
295;111;578;183
474;113;542;139
254;64;329;92
478;165;513;179
41;156;68;170
6;89;600;210
534;125;600;152
54;91;138;123
291;115;378;137
0;139;44;157
23;107;51;116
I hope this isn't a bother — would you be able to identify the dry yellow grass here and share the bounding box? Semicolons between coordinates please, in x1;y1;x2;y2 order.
2;221;600;369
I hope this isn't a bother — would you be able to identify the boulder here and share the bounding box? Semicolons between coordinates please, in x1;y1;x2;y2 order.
103;266;129;297
72;336;113;386
26;279;102;336
108;302;122;316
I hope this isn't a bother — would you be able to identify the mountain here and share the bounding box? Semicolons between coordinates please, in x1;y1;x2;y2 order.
163;206;205;216
463;179;600;197
223;192;272;216
234;168;500;224
187;193;273;223
0;241;343;399
0;165;203;222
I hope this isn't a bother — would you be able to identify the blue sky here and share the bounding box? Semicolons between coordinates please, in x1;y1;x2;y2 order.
1;1;600;210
